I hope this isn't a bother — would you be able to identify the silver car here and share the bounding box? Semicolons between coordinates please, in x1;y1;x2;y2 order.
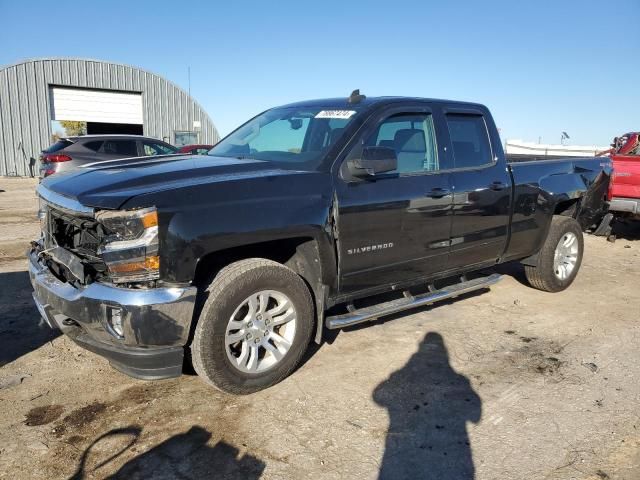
39;135;178;178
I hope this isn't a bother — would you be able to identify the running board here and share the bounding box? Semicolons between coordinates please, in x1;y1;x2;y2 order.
326;273;502;330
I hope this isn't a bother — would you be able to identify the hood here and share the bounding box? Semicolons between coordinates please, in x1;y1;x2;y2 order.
41;155;305;210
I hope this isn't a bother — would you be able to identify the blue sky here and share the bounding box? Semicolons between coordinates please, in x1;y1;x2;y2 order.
1;0;638;145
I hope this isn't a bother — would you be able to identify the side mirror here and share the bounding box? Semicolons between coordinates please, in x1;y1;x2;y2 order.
347;146;397;178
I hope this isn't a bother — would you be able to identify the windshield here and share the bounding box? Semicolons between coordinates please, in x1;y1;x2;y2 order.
209;106;361;169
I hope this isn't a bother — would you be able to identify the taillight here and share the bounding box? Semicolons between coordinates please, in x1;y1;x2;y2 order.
41;153;72;163
608;169;615;201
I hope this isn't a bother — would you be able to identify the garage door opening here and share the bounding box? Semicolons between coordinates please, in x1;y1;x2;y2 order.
50;86;143;136
86;122;143;135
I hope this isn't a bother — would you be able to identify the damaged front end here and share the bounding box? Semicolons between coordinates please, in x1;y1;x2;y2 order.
35;189;162;288
35;203;109;286
29;185;197;380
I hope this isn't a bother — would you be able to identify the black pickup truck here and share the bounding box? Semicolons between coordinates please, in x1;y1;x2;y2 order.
30;92;611;393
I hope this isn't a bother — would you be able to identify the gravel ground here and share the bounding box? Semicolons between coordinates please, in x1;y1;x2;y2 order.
0;178;639;480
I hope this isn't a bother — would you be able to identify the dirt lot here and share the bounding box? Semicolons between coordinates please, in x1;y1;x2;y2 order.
0;177;639;480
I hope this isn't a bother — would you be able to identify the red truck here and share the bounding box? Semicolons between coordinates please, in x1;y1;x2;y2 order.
595;133;640;235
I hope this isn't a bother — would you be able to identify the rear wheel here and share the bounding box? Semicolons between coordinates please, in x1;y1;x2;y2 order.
191;258;314;394
524;216;584;292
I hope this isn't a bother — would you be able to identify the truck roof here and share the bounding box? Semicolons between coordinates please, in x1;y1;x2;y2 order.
279;96;487;110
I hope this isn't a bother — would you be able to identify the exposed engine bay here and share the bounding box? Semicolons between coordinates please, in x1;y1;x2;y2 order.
37;207;109;286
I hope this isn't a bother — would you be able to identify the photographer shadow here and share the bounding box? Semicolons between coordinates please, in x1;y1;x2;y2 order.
374;332;481;479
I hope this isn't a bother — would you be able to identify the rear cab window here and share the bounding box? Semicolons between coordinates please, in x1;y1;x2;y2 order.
445;113;493;169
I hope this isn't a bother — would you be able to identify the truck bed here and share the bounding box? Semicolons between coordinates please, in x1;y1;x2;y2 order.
502;156;611;261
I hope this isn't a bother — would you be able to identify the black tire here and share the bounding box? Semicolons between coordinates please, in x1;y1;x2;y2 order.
191;258;314;394
524;216;584;292
593;212;614;236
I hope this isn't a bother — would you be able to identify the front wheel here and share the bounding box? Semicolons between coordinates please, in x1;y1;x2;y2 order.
524;216;584;292
191;258;314;394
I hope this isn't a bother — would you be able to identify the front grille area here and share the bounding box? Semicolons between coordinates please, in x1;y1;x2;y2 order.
40;203;108;285
47;208;100;254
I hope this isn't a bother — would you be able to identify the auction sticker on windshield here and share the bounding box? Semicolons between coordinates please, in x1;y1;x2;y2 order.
315;110;357;119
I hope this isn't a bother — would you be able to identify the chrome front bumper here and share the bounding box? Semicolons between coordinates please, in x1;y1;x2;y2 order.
28;248;198;379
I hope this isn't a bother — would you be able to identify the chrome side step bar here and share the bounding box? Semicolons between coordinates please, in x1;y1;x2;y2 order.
325;273;502;330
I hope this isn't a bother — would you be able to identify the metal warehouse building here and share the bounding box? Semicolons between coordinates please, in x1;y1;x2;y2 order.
0;58;220;176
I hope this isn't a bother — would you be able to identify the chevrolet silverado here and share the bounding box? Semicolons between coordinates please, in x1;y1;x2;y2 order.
30;92;611;393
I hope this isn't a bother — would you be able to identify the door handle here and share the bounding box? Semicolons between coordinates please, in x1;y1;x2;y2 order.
489;181;507;191
426;187;450;198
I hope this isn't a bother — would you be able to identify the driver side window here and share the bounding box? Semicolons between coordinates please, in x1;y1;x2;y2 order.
363;113;439;174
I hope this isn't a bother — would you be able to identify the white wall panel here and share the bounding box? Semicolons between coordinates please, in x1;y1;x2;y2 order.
50;87;143;124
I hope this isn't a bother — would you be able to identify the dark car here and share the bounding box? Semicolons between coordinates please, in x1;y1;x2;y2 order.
31;93;611;394
39;135;178;177
177;144;215;155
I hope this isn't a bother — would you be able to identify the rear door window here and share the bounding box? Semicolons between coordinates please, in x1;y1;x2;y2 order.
102;140;138;156
445;114;493;169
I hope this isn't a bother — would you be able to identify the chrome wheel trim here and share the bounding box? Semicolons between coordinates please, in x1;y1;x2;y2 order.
553;232;579;280
224;290;297;374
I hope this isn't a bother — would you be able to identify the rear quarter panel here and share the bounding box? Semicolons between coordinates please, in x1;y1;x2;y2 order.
505;157;611;260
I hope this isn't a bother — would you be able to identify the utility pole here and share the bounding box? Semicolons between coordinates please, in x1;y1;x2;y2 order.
188;66;192;135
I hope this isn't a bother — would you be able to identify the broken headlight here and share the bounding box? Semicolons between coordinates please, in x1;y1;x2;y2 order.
96;207;160;283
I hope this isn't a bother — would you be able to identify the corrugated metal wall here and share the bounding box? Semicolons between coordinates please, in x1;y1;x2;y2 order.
0;58;220;176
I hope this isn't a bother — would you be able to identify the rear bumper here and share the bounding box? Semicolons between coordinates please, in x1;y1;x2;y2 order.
29;248;197;380
609;197;640;215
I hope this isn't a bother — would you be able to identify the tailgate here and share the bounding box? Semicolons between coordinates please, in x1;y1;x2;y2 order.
611;155;640;199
